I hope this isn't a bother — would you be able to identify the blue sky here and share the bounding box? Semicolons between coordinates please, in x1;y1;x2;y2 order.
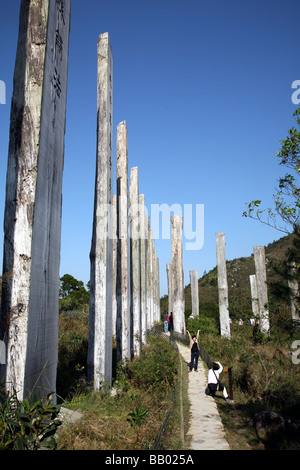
0;0;299;296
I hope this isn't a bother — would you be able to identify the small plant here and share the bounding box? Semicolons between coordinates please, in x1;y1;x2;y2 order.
126;405;149;442
0;388;62;450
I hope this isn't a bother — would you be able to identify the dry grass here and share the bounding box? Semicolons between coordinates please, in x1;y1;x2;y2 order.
201;324;300;450
57;335;188;450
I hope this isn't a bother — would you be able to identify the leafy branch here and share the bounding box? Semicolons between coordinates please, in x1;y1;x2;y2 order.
243;108;300;237
0;389;62;450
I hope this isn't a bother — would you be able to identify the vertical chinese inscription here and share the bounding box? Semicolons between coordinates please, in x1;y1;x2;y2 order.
51;0;66;110
0;0;71;401
25;0;71;400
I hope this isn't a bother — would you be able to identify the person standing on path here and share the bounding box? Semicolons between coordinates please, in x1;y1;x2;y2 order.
187;329;200;372
163;312;168;333
169;312;174;332
207;361;233;403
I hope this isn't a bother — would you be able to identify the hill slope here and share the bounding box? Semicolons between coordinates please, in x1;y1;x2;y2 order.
161;234;296;320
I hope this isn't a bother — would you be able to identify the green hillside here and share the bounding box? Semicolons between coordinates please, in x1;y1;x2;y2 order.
161;233;297;322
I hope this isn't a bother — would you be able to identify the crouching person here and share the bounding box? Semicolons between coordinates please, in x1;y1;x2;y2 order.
206;361;233;403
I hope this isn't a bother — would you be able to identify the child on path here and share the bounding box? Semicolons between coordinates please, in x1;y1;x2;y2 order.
187;329;200;372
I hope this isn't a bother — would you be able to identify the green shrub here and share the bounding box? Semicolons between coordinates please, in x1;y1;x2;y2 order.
186;315;218;336
57;312;89;399
0;388;62;450
199;302;219;321
126;336;178;391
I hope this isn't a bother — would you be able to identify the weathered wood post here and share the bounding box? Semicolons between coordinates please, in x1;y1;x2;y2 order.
216;232;231;338
152;241;157;324
171;215;185;335
116;121;131;362
166;263;173;317
288;261;300;321
88;33;113;389
149;229;154;328
139;194;147;344
249;274;259;319
189;270;199;316
156;256;161;323
112;195;117;337
253;246;270;335
0;0;71;400
130;167;141;357
146;216;152;331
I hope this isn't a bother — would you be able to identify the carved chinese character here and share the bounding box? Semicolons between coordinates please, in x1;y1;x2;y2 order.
55;28;63;61
53;67;62;99
56;0;65;25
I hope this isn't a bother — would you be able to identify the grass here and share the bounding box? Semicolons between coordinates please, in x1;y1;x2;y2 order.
167;352;191;450
58;389;164;450
56;328;190;450
199;322;300;450
56;311;300;450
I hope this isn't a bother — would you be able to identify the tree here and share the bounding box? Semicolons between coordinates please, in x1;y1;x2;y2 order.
59;274;89;313
243;108;300;236
59;274;85;298
243;108;300;322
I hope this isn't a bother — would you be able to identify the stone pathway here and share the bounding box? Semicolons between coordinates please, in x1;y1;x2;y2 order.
177;343;231;450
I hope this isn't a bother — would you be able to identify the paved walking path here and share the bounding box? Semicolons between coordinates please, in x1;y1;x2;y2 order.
177;342;231;450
